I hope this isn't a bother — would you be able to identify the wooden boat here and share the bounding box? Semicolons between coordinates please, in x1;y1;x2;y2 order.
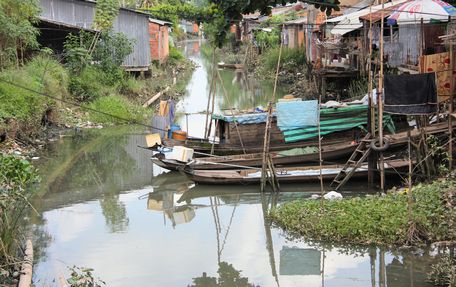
182;159;410;185
151;141;358;171
161;121;455;156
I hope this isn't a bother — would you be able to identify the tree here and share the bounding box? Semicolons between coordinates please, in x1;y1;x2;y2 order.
207;0;340;47
0;0;40;69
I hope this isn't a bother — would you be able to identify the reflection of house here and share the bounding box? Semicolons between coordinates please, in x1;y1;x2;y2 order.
279;246;321;276
38;0;151;71
179;20;199;35
149;18;172;63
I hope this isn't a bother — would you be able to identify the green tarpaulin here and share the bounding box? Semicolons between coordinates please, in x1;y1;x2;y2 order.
283;105;395;143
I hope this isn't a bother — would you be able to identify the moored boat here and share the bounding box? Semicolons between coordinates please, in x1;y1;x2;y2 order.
151;141;357;171
182;159;410;185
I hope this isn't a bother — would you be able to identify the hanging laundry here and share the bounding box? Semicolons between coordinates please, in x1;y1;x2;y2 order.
167;99;175;124
384;73;438;115
419;52;456;102
277;100;318;131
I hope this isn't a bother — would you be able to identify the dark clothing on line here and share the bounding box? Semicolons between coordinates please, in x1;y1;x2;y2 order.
384;73;437;115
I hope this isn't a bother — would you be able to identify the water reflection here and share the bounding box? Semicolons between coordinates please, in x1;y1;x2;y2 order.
27;39;442;286
191;262;257;287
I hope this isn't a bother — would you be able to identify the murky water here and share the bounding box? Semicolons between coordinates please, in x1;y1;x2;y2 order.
29;40;436;287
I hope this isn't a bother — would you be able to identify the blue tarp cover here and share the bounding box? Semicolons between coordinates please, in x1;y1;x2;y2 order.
277;100;318;131
212;112;271;124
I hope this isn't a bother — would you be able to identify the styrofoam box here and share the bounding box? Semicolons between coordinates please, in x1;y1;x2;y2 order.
168;146;194;162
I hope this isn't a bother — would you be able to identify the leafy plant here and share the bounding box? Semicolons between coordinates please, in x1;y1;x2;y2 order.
0;154;39;281
427;255;456;287
347;76;369;100
254;29;280;50
270;180;456;246
93;0;119;31
0;0;40;68
67;266;106;287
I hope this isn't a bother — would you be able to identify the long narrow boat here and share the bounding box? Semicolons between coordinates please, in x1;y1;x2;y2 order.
182;159;409;185
151;141;358;171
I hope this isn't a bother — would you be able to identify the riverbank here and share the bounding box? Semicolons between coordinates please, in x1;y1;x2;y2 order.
0;52;195;156
270;179;456;247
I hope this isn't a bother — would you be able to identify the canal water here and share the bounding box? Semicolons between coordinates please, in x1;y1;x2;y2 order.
29;40;435;287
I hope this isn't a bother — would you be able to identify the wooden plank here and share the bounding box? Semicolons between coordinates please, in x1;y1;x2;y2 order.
142;86;170;107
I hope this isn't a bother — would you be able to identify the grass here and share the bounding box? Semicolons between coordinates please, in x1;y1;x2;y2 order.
84;95;152;125
270;179;456;246
0;56;67;136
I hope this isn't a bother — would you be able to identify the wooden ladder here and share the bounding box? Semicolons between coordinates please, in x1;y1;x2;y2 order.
330;133;372;191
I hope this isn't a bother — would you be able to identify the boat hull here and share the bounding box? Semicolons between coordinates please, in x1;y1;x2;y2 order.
183;160;409;185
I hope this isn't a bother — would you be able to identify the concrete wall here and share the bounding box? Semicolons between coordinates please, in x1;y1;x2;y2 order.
39;0;151;70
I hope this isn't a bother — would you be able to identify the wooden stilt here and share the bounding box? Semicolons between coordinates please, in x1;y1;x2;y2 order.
407;130;413;223
378;1;385;191
367;5;376;188
318;90;324;201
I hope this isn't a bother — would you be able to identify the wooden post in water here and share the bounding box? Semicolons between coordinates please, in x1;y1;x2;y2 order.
318;92;324;201
407;130;413;225
378;1;385;191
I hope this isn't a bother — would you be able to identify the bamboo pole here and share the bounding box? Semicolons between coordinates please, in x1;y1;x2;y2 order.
18;240;33;287
207;79;217;138
204;50;217;139
449;41;454;170
378;1;385;191
367;5;376;187
261;39;283;192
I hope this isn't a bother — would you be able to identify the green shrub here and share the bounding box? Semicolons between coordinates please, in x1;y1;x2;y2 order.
169;45;184;61
69;66;107;102
254;29;280;49
262;47;306;72
427;255;456;287
84;95;151;124
119;76;144;95
270;179;456;246
26;55;70;99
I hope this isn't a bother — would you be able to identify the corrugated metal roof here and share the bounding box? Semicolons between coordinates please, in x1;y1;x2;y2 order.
149;18;173;26
39;0;151;69
284;17;308;25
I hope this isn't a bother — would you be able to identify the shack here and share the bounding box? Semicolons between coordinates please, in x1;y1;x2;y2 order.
38;0;151;71
282;17;306;49
149;18;172;63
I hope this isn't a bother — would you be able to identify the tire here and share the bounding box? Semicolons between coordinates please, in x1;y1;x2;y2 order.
370;137;390;152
